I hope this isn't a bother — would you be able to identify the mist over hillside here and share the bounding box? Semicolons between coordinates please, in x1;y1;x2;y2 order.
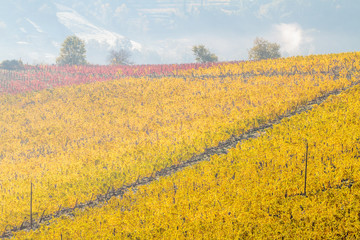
0;0;359;64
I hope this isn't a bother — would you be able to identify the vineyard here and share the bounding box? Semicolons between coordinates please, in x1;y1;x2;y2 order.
1;52;360;239
0;62;224;94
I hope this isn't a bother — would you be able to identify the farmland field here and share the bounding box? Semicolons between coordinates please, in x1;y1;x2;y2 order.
1;52;360;239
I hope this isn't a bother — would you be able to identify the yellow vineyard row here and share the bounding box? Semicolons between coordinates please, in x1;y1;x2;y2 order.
179;52;360;77
15;84;360;239
0;52;359;231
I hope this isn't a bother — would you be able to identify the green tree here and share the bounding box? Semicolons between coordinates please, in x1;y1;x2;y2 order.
248;37;281;60
192;45;218;63
0;59;24;70
56;35;87;65
108;49;133;65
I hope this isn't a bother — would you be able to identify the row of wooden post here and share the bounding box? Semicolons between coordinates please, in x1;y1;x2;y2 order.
26;141;310;233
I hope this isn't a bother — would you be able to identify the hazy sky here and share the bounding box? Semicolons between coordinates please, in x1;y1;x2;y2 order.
0;0;359;64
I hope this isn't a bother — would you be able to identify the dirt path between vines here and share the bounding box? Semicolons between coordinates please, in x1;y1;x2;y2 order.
2;81;360;239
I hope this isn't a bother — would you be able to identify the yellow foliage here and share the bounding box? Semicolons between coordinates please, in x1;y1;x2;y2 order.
1;52;360;236
14;84;360;239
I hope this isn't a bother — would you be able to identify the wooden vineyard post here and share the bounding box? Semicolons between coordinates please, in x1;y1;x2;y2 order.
304;141;309;197
30;182;33;229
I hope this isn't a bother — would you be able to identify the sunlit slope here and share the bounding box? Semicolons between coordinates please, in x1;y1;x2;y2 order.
1;52;360;232
180;52;360;78
15;84;360;239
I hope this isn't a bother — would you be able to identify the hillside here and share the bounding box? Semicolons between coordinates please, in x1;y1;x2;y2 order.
1;52;360;239
14;84;360;239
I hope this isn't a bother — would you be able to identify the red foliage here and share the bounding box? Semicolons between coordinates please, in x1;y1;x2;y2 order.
0;62;230;95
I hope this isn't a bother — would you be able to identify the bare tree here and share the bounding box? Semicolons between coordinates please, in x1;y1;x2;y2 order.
108;49;133;65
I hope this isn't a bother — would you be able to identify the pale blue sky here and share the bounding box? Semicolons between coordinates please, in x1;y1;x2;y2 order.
0;0;359;64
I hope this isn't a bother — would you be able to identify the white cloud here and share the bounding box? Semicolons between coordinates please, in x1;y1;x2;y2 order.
54;3;75;12
44;53;56;63
152;38;194;63
38;4;51;12
220;8;239;15
257;0;284;18
139;8;178;15
274;23;314;56
115;4;129;16
0;21;6;29
25;18;43;33
17;41;30;45
56;10;142;51
52;41;60;48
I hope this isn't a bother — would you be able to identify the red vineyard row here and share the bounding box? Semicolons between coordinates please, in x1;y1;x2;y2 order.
0;62;229;95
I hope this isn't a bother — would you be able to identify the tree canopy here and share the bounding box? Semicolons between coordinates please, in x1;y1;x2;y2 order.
0;59;24;70
248;37;281;61
56;35;87;65
192;45;218;63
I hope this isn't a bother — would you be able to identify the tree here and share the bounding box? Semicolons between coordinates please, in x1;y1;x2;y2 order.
108;49;133;65
192;45;218;63
56;35;87;65
0;59;24;70
248;37;281;61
